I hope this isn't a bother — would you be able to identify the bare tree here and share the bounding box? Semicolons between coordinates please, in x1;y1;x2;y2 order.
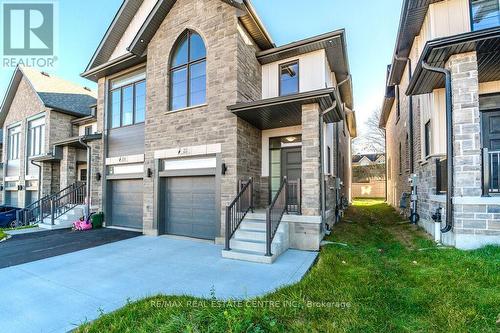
352;108;386;154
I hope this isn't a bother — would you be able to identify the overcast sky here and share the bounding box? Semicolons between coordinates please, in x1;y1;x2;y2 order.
0;0;403;140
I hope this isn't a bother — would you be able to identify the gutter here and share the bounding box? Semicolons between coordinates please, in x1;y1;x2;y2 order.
422;61;453;233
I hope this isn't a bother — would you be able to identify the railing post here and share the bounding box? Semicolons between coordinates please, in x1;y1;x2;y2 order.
16;210;22;227
265;206;272;257
250;177;254;213
482;148;490;197
298;178;302;215
224;206;231;251
50;199;55;225
284;177;288;215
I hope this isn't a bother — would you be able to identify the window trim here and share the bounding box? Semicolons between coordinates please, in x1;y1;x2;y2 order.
108;79;146;129
169;30;207;111
7;125;21;161
279;60;300;97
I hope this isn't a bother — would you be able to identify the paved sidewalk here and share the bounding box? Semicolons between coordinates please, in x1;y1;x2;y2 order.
0;236;318;333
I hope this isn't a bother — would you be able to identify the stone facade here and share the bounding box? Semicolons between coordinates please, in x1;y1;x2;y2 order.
301;104;321;216
385;50;500;249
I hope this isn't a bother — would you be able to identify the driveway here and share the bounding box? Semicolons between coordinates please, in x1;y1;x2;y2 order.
0;236;318;333
0;228;140;269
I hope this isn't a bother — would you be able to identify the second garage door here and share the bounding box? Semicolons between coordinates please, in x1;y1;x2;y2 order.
164;176;217;240
109;179;143;230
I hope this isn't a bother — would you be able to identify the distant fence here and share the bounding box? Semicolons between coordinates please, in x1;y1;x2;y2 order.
352;180;386;198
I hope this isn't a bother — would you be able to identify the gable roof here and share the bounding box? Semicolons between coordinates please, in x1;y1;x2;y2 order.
82;0;274;80
0;66;97;126
352;154;385;164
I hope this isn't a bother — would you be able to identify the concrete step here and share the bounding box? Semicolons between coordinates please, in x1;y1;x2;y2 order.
38;220;73;230
230;238;283;253
221;249;277;264
234;229;285;242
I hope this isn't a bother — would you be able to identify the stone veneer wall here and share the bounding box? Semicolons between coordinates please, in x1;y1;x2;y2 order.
142;0;242;236
414;52;500;249
301;104;321;216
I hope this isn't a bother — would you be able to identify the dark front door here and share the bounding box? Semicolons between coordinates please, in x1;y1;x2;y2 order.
482;110;500;150
482;109;500;193
282;147;302;181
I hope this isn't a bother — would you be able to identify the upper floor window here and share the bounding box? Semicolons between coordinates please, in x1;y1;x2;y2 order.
109;70;146;129
170;30;206;111
279;61;299;96
471;0;500;31
27;116;45;157
7;125;20;161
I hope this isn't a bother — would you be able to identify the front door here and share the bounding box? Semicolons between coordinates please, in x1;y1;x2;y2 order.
282;148;302;182
482;109;500;192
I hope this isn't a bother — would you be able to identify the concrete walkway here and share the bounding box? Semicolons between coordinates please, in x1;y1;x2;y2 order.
0;236;318;333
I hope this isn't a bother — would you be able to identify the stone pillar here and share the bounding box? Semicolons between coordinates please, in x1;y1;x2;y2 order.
301;103;321;216
40;162;52;197
89;140;102;212
60;146;77;189
447;52;482;198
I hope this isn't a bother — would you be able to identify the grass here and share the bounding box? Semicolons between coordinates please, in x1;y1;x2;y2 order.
77;199;500;333
1;224;38;231
0;229;6;241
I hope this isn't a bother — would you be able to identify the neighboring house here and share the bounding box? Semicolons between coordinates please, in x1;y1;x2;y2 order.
0;66;97;216
352;154;385;167
380;0;500;249
80;0;356;262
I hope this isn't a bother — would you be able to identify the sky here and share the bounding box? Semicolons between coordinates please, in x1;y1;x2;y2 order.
0;0;403;139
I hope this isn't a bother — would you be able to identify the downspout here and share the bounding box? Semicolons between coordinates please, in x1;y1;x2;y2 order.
384;127;388;202
30;159;42;198
422;61;453;233
78;137;91;220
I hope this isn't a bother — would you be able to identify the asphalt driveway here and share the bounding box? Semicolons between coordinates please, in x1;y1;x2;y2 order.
0;228;140;269
0;236;318;333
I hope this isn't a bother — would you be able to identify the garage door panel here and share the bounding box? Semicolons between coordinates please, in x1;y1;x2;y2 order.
164;176;217;240
109;179;143;230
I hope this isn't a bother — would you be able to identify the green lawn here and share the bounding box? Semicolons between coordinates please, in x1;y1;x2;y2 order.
0;230;6;241
78;200;500;333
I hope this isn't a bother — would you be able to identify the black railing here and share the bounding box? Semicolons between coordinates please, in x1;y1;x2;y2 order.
287;178;301;214
50;182;86;224
224;177;254;251
16;182;86;226
436;158;448;195
266;177;287;257
483;148;500;195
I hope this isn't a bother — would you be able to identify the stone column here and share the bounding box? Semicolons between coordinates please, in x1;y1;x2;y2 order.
447;52;481;198
89;140;102;212
301;103;321;216
40;162;53;197
60;146;77;190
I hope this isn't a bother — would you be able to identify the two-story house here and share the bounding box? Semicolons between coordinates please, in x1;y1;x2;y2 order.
381;0;500;249
0;66;98;226
80;0;356;263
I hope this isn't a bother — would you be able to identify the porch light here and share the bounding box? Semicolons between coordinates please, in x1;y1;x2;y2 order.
285;136;297;143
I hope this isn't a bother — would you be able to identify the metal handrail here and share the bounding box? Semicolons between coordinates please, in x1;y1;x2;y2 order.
224;177;254;251
50;182;86;225
266;177;287;257
483;148;500;195
16;182;86;226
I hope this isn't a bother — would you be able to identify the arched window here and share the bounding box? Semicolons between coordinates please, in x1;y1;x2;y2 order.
170;30;206;111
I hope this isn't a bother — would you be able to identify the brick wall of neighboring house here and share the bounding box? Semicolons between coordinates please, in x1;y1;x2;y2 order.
142;0;241;235
2;77;48;206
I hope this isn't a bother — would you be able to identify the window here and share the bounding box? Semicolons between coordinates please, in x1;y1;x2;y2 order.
327;146;332;174
80;168;87;182
27;117;45;157
396;85;401;121
471;0;500;31
424;120;431;157
109;71;146;129
280;61;299;96
169;30;206;111
84;125;93;136
399;142;403;175
7;126;20;160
